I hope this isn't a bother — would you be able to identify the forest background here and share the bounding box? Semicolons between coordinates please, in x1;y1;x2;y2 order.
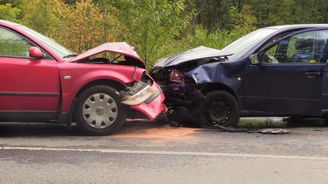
0;0;327;68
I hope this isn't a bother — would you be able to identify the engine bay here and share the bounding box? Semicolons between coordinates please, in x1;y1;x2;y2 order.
78;56;145;68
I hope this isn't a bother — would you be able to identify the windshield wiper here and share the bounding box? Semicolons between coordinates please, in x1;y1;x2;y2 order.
63;54;78;58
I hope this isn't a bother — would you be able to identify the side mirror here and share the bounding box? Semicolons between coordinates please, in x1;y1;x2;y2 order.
250;54;260;65
29;47;44;58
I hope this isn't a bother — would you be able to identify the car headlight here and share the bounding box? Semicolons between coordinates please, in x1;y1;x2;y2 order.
169;69;185;83
120;81;154;106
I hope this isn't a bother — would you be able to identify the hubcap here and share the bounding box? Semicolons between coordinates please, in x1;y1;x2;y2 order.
82;93;118;129
206;99;231;126
95;106;105;116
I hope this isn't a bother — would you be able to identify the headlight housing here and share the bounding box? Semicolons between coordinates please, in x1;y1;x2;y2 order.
169;69;185;83
120;81;154;106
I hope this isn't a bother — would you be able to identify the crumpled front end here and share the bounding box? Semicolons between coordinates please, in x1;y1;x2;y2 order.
150;46;233;125
66;42;166;120
120;73;166;119
130;82;166;119
150;67;205;125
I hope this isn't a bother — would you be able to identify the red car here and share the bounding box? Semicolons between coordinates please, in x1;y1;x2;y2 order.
0;20;165;135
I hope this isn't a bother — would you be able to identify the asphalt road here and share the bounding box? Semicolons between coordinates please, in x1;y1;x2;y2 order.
0;118;328;184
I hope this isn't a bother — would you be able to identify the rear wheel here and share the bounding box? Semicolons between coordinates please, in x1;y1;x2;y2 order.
200;90;240;128
74;85;127;136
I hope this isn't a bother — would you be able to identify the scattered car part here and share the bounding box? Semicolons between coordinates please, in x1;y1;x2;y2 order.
257;128;289;134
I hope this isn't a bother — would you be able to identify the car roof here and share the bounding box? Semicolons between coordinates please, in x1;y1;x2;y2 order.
0;19;19;27
264;24;328;31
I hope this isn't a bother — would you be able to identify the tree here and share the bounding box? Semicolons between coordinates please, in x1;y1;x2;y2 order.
55;0;108;52
229;4;256;35
19;0;68;34
19;0;115;53
189;0;233;32
0;3;20;22
108;0;193;67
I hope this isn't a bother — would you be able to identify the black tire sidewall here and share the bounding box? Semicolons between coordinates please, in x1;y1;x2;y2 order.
199;90;240;128
74;85;127;136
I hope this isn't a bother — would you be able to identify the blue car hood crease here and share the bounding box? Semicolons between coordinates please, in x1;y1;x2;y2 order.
154;46;230;67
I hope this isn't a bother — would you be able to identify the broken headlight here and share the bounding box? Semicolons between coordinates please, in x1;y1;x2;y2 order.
120;81;154;106
169;69;185;83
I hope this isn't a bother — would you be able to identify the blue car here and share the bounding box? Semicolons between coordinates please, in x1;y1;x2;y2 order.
150;24;328;128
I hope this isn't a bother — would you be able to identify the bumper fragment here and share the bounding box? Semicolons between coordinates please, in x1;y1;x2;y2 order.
130;83;166;119
121;84;154;106
120;80;166;119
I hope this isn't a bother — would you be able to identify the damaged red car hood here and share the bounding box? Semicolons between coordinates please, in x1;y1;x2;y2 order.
67;42;144;63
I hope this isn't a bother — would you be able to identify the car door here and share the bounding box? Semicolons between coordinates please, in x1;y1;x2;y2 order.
243;29;328;116
0;26;60;121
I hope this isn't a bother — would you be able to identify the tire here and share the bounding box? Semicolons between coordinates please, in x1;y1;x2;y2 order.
74;85;127;136
199;90;240;128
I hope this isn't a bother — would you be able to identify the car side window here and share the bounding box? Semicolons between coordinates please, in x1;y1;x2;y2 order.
262;30;328;64
0;27;33;58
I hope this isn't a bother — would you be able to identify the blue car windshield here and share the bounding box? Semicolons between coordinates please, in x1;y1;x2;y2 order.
18;24;75;58
221;28;277;60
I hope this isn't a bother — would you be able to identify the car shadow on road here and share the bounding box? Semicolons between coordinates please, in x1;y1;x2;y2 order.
0;120;170;137
0;118;326;137
0;123;75;137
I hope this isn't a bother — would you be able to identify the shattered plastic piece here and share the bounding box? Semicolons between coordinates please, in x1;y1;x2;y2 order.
120;81;154;106
257;128;289;134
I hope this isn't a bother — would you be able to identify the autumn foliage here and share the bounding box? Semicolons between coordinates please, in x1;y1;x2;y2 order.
5;0;322;67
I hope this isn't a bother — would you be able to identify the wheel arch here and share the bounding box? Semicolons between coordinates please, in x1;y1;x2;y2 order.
200;83;239;102
69;79;126;123
74;79;126;99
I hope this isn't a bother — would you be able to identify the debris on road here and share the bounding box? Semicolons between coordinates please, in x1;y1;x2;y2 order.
257;128;289;134
168;119;290;134
214;124;289;134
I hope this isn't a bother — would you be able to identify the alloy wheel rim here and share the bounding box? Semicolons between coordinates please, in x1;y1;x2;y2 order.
206;99;231;126
82;93;118;129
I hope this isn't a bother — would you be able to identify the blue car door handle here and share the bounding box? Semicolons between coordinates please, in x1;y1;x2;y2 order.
305;71;321;79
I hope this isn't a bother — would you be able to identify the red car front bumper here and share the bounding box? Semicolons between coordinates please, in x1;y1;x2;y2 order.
130;82;166;119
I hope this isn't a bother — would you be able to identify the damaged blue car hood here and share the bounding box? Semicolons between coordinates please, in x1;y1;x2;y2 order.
154;46;228;67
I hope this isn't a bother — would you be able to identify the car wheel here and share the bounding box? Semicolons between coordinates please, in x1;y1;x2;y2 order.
74;85;127;136
200;90;240;128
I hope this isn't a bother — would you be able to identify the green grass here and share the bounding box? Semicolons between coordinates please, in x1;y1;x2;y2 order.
238;118;287;128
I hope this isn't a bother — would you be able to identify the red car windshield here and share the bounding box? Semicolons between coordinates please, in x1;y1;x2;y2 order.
18;24;75;58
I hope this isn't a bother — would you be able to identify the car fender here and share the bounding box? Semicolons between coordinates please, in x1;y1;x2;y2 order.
185;62;243;100
60;67;144;113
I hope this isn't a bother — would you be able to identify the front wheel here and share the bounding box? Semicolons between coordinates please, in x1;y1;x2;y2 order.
74;85;127;136
199;90;240;128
